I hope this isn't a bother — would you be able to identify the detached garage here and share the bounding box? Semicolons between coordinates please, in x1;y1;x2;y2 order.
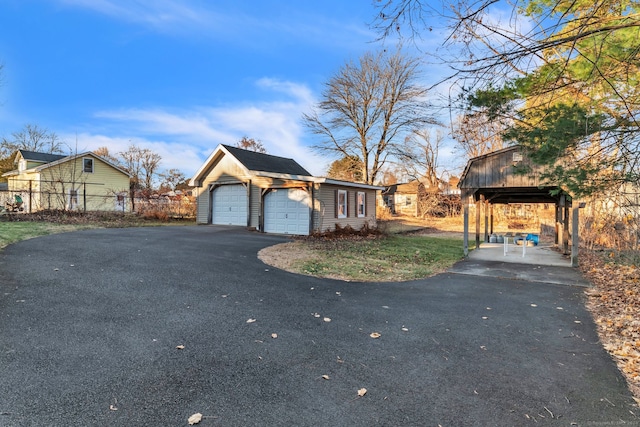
189;144;382;235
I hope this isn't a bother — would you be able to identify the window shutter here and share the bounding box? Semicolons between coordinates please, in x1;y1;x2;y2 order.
347;191;352;217
334;189;338;218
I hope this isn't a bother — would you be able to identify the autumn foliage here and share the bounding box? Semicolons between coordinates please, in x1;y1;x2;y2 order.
581;250;640;401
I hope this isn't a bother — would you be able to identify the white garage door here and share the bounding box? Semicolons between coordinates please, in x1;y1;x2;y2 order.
264;188;310;235
212;184;247;226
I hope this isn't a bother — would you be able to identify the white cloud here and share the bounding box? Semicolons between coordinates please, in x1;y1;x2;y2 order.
74;78;329;177
58;0;215;32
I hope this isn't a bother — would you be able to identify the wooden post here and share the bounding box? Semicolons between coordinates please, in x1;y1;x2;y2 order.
475;198;481;250
463;202;469;256
490;204;494;236
483;197;489;243
571;203;580;267
558;195;565;250
555;202;561;245
563;202;570;254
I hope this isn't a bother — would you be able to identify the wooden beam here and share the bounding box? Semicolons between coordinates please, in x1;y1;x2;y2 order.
490;204;494;236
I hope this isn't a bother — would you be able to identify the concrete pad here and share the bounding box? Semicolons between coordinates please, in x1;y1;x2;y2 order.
450;242;589;287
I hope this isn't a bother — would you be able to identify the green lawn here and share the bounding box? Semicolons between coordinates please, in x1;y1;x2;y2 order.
0;222;94;249
295;235;467;282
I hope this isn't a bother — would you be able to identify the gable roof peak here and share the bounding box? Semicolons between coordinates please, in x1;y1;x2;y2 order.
220;144;311;176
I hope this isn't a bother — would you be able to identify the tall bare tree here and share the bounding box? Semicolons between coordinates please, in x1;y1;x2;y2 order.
303;50;436;185
140;149;162;190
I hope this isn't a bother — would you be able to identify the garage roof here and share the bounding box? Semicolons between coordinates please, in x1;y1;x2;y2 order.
221;145;311;176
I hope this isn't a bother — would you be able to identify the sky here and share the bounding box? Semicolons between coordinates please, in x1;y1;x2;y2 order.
0;0;460;179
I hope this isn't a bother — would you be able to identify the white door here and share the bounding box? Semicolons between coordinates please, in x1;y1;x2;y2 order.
212;184;247;226
264;188;310;235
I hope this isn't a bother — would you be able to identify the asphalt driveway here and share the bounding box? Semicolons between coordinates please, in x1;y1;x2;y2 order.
0;226;637;426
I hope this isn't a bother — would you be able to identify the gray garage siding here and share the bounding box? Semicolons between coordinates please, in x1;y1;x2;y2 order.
314;184;377;233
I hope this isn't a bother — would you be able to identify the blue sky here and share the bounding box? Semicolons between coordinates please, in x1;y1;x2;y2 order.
0;0;457;178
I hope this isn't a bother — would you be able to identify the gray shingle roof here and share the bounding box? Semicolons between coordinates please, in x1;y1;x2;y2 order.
18;150;67;163
222;145;311;176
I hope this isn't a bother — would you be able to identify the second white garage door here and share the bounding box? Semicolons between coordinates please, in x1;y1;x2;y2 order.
264;188;310;235
212;184;247;226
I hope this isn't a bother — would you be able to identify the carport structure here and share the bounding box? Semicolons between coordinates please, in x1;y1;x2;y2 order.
458;146;582;266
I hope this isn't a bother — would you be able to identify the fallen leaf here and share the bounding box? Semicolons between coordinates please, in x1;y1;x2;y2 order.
574;320;582;324
482;316;488;320
370;332;381;339
401;327;409;332
109;405;118;411
322;375;330;380
556;307;563;310
336;292;341;296
188;413;203;425
357;388;367;397
271;333;278;339
176;345;185;350
246;318;257;323
531;304;538;307
53;268;59;271
313;313;320;318
324;317;331;322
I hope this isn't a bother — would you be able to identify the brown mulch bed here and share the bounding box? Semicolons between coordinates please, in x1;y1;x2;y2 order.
580;250;640;403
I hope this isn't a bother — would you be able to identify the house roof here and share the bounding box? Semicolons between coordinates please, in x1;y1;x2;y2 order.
35;152;132;177
190;144;384;190
17;150;67;164
220;144;311;176
2;150;132;178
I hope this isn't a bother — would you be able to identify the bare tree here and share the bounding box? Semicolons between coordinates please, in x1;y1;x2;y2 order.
140;149;162;190
396;128;444;188
451;111;507;159
1;124;64;157
159;168;187;191
236;136;267;153
303;50;436;185
1;124;65;180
